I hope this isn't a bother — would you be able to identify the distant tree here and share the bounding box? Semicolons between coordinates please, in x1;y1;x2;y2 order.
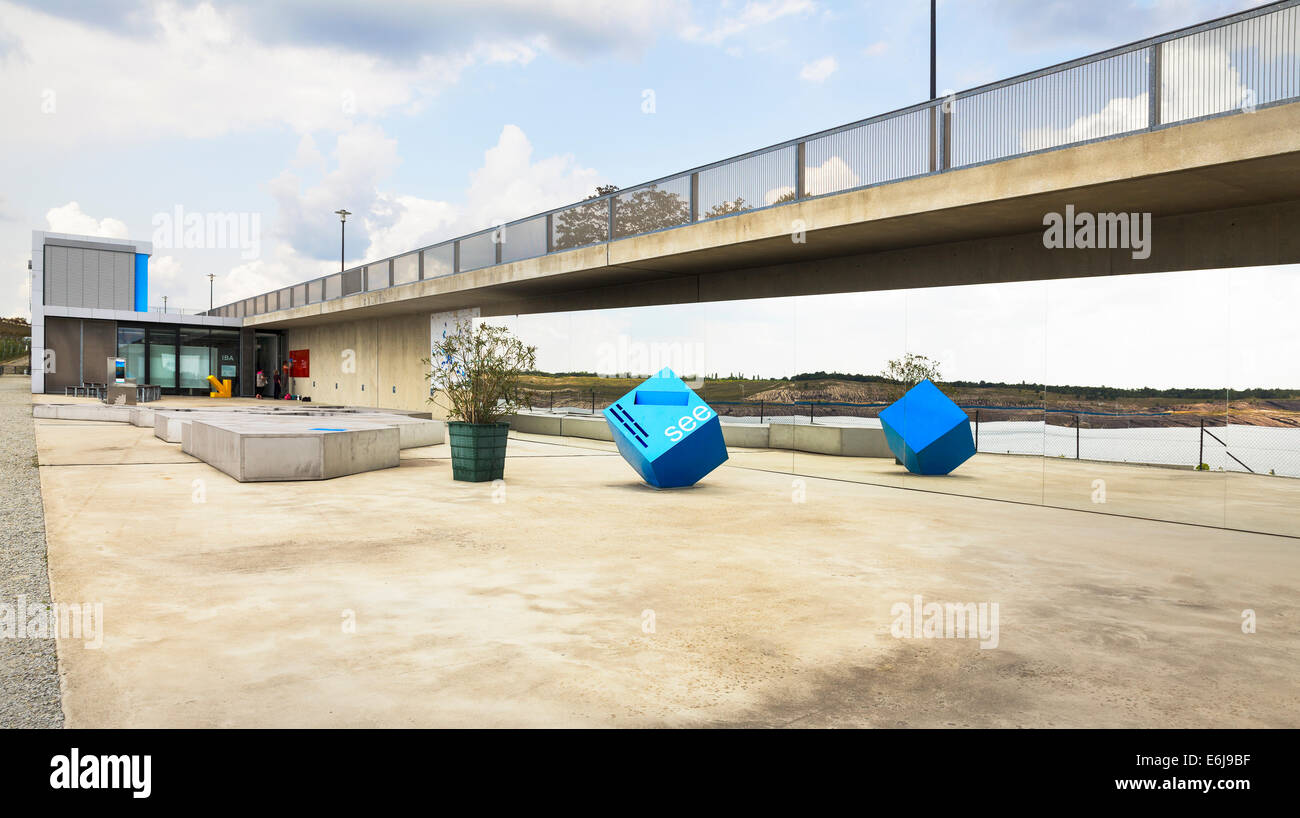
882;353;942;387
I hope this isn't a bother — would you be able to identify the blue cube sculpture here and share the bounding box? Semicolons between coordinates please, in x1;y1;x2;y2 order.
879;379;975;475
603;368;728;488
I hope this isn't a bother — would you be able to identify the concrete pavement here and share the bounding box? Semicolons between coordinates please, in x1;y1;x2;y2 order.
33;417;1300;727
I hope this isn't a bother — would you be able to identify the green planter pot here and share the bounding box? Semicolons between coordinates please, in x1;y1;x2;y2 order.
447;421;510;482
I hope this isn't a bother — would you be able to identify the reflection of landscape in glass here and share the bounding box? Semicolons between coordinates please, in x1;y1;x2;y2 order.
613;183;690;239
494;266;1300;480
552;199;609;251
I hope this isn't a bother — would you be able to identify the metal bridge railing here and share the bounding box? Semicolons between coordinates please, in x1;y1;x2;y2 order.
209;1;1300;320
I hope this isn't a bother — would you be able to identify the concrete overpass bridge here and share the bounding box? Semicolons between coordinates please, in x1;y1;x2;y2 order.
217;1;1300;330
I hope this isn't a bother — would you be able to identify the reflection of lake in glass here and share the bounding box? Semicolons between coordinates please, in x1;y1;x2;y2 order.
547;406;1300;477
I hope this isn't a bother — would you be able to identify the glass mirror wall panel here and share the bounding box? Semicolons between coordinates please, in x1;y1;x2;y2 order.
898;281;1046;505
1042;271;1227;528
116;326;146;383
422;245;454;279
392;253;419;286
147;326;177;388
459;232;497;272
1223;266;1300;537
788;290;907;490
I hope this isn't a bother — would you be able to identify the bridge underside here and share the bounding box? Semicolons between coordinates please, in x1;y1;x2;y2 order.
249;101;1300;327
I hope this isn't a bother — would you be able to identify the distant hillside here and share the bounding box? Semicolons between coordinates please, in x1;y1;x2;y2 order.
0;318;31;338
518;373;1300;428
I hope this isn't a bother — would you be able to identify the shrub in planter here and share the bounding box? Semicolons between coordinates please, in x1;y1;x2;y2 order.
425;320;536;482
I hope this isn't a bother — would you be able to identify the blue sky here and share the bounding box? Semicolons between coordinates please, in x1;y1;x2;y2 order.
2;0;1292;387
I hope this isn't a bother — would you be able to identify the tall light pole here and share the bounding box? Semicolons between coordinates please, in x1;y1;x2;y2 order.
930;0;937;100
334;209;351;272
162;295;168;314
207;273;215;311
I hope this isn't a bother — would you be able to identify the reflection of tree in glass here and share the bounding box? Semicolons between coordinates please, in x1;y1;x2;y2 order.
613;185;691;238
553;184;618;251
703;197;749;219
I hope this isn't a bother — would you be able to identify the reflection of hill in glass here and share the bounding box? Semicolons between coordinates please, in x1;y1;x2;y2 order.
517;373;1300;429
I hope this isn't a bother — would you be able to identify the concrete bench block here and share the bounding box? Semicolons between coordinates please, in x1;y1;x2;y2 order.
33;403;134;423
129;407;156;427
344;414;444;448
154;412;192;443
188;419;400;482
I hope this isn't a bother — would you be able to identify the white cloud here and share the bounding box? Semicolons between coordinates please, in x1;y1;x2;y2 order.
45;202;129;238
213;123;605;304
364;194;459;262
682;0;817;46
863;41;889;57
0;1;493;148
799;55;837;83
460;124;604;228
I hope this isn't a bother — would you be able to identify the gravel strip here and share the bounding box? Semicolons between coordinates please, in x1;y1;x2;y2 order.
0;376;63;728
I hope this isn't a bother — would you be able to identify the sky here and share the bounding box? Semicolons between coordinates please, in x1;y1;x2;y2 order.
1;0;1292;388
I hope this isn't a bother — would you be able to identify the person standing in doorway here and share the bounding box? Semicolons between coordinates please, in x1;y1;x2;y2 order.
255;370;267;399
273;368;282;399
281;361;292;399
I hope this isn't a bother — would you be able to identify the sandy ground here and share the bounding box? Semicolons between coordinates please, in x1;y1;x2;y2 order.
31;415;1300;728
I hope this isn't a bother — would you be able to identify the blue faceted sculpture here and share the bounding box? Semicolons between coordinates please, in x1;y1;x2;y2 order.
603;368;728;488
879;379;975;475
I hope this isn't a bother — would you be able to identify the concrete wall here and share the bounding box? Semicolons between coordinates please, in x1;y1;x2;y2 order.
508;411;891;457
284;312;432;413
769;424;892;458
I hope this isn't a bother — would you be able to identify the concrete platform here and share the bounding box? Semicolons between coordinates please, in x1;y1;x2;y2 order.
32;422;1300;728
188;417;400;482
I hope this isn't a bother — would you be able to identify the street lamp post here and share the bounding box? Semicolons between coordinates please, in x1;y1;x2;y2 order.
208;273;215;311
162;295;168;314
334;209;351;273
930;0;936;100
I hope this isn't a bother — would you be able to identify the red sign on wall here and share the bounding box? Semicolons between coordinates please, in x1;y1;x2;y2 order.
289;350;310;378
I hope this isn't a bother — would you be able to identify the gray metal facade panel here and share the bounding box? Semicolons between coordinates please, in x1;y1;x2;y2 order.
97;250;116;309
66;248;84;309
114;251;133;310
44;247;67;306
82;249;99;307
